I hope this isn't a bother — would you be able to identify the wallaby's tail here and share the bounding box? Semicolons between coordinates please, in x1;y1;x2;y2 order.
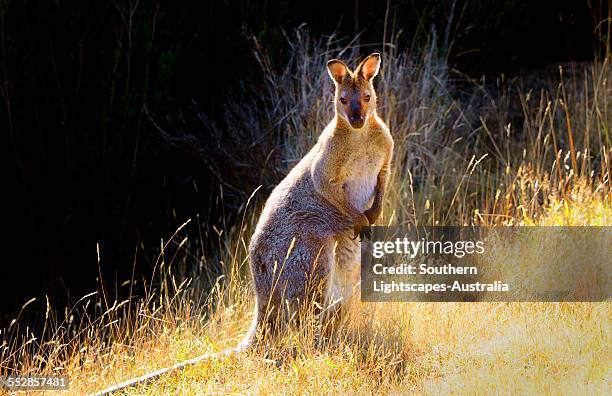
90;304;260;396
90;350;228;396
235;297;259;352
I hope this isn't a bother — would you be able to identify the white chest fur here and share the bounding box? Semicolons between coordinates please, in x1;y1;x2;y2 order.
345;150;383;212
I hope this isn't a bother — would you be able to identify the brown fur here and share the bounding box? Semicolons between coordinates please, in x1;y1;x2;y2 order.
245;52;394;346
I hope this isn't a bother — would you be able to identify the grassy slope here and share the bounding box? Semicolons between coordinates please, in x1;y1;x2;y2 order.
82;198;609;396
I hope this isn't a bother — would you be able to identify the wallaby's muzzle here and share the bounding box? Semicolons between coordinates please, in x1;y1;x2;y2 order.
349;114;365;129
349;103;365;128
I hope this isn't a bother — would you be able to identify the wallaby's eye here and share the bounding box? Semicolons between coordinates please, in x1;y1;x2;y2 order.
339;97;348;105
364;94;371;102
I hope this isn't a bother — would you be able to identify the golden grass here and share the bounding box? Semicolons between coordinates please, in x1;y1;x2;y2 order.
1;186;606;395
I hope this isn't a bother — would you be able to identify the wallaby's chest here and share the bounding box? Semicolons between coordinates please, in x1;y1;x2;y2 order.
344;146;384;211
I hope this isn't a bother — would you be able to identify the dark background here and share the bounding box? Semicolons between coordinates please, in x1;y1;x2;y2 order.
1;0;607;324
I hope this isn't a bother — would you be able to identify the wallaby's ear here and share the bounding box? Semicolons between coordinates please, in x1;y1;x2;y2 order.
327;59;348;84
357;53;381;81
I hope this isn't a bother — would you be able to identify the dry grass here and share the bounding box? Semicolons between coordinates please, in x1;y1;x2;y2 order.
1;29;611;395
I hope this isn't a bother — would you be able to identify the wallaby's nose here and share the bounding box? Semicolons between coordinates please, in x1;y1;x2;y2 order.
350;114;365;128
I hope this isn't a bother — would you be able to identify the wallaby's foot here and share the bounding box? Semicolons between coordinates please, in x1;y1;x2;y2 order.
316;296;344;349
316;314;344;350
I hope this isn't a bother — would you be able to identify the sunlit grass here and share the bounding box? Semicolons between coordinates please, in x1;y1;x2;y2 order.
73;196;609;395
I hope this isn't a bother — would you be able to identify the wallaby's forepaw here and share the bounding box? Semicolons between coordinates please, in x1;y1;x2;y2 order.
361;226;372;240
351;213;369;239
363;206;381;225
353;226;371;240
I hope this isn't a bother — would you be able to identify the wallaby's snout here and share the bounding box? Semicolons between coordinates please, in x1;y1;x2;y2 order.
348;101;365;129
327;52;381;130
349;115;364;129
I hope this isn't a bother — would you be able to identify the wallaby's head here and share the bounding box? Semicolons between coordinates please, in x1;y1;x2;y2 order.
327;53;381;129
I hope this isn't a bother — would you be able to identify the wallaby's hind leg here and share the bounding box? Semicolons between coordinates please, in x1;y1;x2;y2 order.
250;235;334;347
319;232;361;345
331;232;361;307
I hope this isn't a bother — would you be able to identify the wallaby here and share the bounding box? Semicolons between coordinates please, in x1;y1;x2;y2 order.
92;52;393;395
245;52;394;344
